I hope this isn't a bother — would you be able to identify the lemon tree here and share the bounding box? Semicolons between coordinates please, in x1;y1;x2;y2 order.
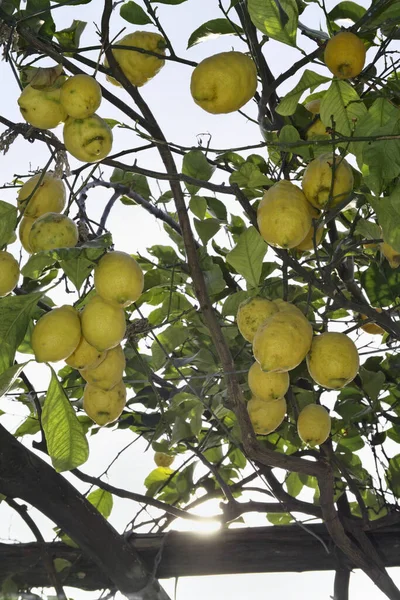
0;1;400;599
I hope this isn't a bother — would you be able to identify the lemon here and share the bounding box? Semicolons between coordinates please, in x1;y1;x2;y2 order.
302;153;354;210
19;217;35;253
273;299;304;315
304;99;329;140
236;297;278;343
381;242;400;269
94;251;144;308
63;114;113;163
253;310;313;372
248;361;289;402
29;212;78;252
83;380;126;426
60;74;102;119
154;452;175;468
257;180;312;249
247;396;287;435
31;305;81;363
359;309;385;336
0;251;20;297
105;31;166;87
306;332;359;389
18;82;68;129
324;31;366;79
294;207;324;252
80;344;125;391
190;51;257;114
65;334;106;370
81;295;126;352
297;404;331;446
17;172;66;218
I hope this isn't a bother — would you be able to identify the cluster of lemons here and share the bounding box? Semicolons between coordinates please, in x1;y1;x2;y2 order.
237;297;360;446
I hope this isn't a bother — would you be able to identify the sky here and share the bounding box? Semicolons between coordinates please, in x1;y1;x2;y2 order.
1;0;399;599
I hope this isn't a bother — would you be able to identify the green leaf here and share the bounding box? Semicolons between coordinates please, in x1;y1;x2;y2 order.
359;367;385;402
320;80;367;147
120;1;152;24
361;262;400;307
14;415;41;437
285;471;304;497
203;263;226;296
226;226;267;288
0;293;42;375
276;70;330;116
371;186;400;252
189;196;207;220
187;18;243;48
150;0;187;3
0;201;17;248
53;558;72;573
151;324;189;370
230;162;273;189
0;362;30;399
194;218;220;246
60;251;101;290
21;253;57;279
222;290;253;316
144;467;174;497
354;219;381;241
278;125;310;159
54;20;86;50
87;488;113;519
328;1;366;22
182;149;216;195
267;512;294;525
248;0;298;46
387;454;400;497
42;368;89;473
110;169;152;200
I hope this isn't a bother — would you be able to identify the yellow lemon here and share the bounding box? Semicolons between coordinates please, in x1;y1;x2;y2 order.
17;172;66;218
273;299;304;315
324;31;366;79
60;74;102;119
81;295;126;351
19;217;35;253
302;153;354;210
359;309;385;336
190;51;257;114
306;332;359;389
31;305;81;363
253;310;313;372
105;31;166;87
297;404;331;446
154;452;175;468
65;334;106;370
381;242;400;269
83;380;126;426
18;82;68;129
80;344;125;391
29;212;78;252
257;180;312;249
63;114;113;163
294;207;324;251
304;99;329;140
248;361;289;402
247;396;287;435
236;297;278;343
94;251;144;308
0;251;19;297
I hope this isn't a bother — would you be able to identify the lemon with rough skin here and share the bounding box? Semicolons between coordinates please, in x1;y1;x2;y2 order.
294;207;324;252
29;212;78;252
31;305;81;363
307;332;359;389
248;361;290;402
105;31;166;87
63;114;113;163
81;295;126;352
257;180;312;249
359;309;385;336
324;31;366;79
65;334;106;370
253;310;313;372
154;452;175;468
247;396;287;435
302;153;354;210
297;404;331;446
381;242;400;269
83;380;126;426
94;251;144;308
18;81;68;129
305;99;328;140
19;217;35;253
17;172;66;218
236;297;278;343
0;251;19;297
80;344;125;391
190;51;257;115
60;74;102;119
273;299;304;315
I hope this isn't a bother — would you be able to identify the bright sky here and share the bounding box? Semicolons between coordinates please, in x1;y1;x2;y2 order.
1;0;399;598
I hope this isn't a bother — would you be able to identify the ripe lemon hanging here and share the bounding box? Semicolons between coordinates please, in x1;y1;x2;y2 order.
31;305;81;363
248;362;290;403
324;31;366;79
301;153;353;210
17;172;66;218
80;344;126;391
247;396;287;435
0;251;20;297
83;380;127;426
81;295;126;352
236;297;278;343
60;74;102;119
297;404;331;446
306;332;359;389
94;251;144;308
